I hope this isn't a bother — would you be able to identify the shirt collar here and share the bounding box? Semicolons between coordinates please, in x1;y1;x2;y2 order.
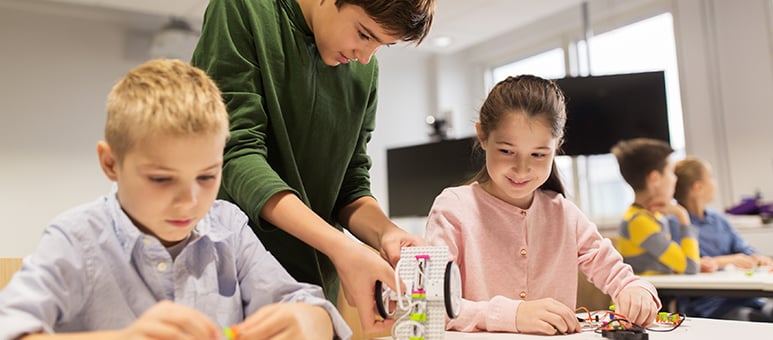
281;0;313;37
105;191;232;260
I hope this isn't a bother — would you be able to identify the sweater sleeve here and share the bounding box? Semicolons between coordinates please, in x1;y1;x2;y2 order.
575;212;661;310
191;0;296;225
424;191;521;333
629;214;700;274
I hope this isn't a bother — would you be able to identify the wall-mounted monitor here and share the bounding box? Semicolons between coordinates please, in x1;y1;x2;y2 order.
555;71;670;155
386;137;482;218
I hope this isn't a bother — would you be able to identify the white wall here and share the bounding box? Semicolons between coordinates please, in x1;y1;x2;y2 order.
673;0;773;205
0;6;141;257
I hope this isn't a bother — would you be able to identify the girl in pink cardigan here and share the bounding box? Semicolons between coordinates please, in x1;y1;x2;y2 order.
425;75;660;335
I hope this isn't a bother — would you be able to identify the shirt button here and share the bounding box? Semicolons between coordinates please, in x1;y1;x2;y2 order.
143;237;152;245
520;210;527;217
520;249;527;256
519;291;527;299
157;262;168;272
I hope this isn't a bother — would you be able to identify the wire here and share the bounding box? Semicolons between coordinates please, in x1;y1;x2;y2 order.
574;305;687;334
646;312;686;332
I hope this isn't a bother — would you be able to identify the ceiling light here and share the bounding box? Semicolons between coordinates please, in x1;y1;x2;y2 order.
149;17;199;60
432;36;453;48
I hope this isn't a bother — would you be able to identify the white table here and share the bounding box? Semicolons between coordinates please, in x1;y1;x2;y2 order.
373;317;773;339
641;267;773;298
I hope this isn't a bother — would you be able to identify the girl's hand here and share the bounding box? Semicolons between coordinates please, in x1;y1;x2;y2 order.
120;300;219;340
615;286;658;327
236;302;333;340
515;298;581;335
751;254;773;267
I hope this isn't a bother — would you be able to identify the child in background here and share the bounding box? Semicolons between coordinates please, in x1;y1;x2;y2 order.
0;59;350;340
611;138;701;276
674;156;773;321
425;75;660;335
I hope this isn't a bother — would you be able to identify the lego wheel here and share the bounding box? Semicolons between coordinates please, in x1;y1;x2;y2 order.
374;280;396;319
444;261;462;319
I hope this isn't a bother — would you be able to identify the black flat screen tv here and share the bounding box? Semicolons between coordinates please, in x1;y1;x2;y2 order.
555;71;670;155
386;137;483;218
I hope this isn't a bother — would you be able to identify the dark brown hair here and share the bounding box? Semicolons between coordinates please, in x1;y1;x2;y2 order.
336;0;435;44
469;75;567;196
611;138;674;192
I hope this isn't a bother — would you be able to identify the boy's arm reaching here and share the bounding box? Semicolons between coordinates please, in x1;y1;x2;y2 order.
233;213;352;339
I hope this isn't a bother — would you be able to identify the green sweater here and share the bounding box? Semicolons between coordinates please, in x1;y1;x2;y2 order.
191;0;379;301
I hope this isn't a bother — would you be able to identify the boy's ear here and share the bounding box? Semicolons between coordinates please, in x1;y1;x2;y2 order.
97;141;118;181
475;122;487;150
645;169;661;187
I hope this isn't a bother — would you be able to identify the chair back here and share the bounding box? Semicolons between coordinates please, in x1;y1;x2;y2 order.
0;258;23;290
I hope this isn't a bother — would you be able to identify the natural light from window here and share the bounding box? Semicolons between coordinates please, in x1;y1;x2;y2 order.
489;13;683;225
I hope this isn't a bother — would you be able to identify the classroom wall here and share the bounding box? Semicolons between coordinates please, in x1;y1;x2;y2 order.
0;6;132;257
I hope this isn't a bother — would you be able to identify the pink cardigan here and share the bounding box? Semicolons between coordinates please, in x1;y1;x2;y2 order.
425;183;660;332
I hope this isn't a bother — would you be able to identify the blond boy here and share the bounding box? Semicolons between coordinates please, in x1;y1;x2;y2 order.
0;59;350;339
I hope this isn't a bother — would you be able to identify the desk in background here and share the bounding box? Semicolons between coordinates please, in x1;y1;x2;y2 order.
373;317;773;339
641;268;773;299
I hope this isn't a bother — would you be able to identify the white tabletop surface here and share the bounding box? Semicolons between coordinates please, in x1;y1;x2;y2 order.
373;317;773;339
641;267;773;291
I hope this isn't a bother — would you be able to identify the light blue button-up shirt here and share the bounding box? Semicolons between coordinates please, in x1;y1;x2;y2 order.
0;193;352;339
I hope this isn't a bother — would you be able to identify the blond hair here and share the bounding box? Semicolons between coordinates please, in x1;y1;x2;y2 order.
105;59;228;162
674;157;708;205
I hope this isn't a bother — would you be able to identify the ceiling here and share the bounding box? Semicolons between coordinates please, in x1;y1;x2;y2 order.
7;0;588;54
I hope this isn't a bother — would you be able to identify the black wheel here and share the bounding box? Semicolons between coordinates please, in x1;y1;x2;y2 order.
374;280;395;319
444;261;462;319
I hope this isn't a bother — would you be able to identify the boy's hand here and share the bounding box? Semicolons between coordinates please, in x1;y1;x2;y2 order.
615;286;658;327
378;228;426;267
331;240;399;334
515;298;581;335
120;300;219;340
650;201;690;226
700;256;719;272
237;302;333;340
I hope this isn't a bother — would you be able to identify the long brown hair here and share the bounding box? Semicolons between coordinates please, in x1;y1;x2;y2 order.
468;75;567;196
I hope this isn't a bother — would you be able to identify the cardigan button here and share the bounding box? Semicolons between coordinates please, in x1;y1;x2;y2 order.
519;291;527;299
520;249;527;256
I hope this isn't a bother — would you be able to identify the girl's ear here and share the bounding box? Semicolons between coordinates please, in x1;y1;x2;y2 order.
475;122;487;150
692;179;704;194
97;141;118;181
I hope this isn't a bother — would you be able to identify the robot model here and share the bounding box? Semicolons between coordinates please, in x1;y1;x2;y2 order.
375;246;462;340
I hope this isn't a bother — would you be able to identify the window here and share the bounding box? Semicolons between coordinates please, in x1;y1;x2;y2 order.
491;48;566;81
490;13;683;225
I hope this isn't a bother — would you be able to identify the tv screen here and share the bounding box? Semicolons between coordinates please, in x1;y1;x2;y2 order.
386;137;483;218
555;71;670;155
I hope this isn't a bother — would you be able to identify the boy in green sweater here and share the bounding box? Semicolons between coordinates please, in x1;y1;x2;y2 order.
191;0;436;334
